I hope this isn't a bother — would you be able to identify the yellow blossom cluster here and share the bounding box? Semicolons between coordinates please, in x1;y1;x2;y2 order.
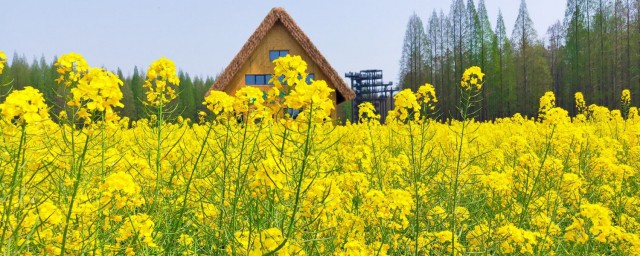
0;86;50;125
233;86;269;122
390;89;421;121
143;57;180;106
416;83;438;111
388;83;439;122
69;67;124;123
116;214;158;248
54;53;124;124
284;79;335;122
0;51;6;74
622;89;631;106
203;90;234;117
575;91;587;117
460;66;484;91
269;54;335;122
538;91;556;119
54;52;90;86
270;54;308;89
230;228;302;255
358;102;380;122
537;91;571;124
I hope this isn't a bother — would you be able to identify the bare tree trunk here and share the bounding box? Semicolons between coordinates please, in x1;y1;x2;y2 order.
587;2;593;99
599;0;605;105
522;12;528;115
627;0;632;91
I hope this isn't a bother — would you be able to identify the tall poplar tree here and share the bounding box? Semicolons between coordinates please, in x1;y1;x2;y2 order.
512;0;552;115
477;0;494;119
489;11;516;116
399;13;429;91
547;21;567;108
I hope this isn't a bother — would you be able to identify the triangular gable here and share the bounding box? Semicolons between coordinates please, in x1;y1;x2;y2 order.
208;7;355;103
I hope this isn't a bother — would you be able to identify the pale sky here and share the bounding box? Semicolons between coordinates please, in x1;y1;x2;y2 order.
0;0;565;85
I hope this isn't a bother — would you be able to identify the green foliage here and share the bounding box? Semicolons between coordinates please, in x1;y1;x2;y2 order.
399;13;429;92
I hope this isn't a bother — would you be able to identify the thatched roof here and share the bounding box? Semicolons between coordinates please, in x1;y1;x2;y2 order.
207;7;355;103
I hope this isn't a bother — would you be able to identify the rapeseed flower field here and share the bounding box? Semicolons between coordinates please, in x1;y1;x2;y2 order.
1;52;639;255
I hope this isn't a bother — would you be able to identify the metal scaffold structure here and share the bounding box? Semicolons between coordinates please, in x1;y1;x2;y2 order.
345;70;398;123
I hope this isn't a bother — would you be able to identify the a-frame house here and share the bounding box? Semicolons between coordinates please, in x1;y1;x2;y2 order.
207;7;355;114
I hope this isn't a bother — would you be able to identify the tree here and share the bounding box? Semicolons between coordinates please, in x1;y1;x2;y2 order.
591;0;610;105
29;58;43;93
451;0;468;81
130;66;144;120
118;68;137;119
512;0;551;116
178;72;196;120
489;11;516;116
632;0;640;104
399;13;429;91
612;0;629;104
547;21;566;109
565;0;586;99
428;10;441;86
625;0;632;94
441;11;457;117
477;0;494;119
466;0;480;66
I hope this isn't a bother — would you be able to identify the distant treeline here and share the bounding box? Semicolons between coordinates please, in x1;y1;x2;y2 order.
399;0;640;119
0;53;215;121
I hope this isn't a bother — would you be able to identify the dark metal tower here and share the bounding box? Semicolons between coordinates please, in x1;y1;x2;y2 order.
345;70;398;123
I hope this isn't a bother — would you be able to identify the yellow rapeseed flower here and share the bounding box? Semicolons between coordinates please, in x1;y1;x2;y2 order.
495;223;540;254
538;91;556;120
178;234;194;247
543;107;570;125
284;79;335;122
358;102;380;122
622;89;631;106
117;214;157;248
460;66;484;91
0;50;6;75
0;86;50;125
143;57;180;106
68;67;124;123
629;107;639;120
203;90;235;116
416;83;438;112
271;54;308;88
234;86;265;113
54;52;90;86
575;92;586;115
391;89;421;121
22;200;64;227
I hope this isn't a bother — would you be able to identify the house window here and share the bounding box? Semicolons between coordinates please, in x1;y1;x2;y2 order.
269;50;290;61
245;74;274;85
246;73;312;86
245;75;256;85
255;75;265;85
287;108;301;118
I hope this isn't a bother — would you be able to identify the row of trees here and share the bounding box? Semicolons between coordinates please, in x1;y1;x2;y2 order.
0;53;215;121
399;0;640;119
